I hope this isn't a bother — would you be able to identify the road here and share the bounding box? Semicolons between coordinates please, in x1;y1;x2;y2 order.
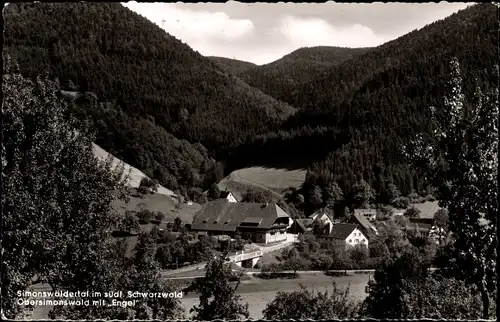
162;238;295;277
164;269;375;280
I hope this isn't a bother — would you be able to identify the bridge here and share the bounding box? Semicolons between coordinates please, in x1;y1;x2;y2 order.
229;250;263;268
161;238;296;277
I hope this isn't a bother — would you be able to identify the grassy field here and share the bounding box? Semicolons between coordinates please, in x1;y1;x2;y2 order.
112;191;201;224
27;273;370;320
111;190;202;257
218;166;307;200
411;201;441;218
180;273;371;319
389;201;441;219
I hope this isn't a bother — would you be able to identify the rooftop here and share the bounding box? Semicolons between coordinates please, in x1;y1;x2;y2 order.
192;199;289;232
327;223;359;240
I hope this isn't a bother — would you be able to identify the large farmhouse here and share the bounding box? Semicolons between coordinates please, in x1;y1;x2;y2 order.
320;223;369;249
191;199;291;244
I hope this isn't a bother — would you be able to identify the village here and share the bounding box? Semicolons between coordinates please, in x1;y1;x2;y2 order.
120;181;448;275
3;2;496;321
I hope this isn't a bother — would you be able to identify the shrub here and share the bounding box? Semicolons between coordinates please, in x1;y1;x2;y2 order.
120;211;140;234
263;282;360;320
425;194;436;202
137;209;154;224
377;205;393;221
404;206;421;219
408;191;420;203
139;177;159;194
155;212;165;221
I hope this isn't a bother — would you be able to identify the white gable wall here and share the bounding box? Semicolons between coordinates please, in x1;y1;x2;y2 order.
226;193;237;203
344;228;368;248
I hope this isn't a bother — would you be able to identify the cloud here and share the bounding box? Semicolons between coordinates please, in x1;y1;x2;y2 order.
278;16;386;48
123;2;254;55
122;2;470;65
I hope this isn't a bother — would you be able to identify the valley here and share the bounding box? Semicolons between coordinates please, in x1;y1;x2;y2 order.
3;2;497;321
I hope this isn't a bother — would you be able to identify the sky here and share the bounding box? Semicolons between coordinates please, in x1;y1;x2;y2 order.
123;1;473;65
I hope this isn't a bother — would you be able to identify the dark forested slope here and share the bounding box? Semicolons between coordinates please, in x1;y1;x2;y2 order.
229;4;498;211
208;56;257;75
239;46;371;104
3;2;295;195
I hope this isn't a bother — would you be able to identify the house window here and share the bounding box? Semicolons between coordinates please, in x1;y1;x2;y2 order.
355;239;359;243
349;239;352;243
362;239;366;243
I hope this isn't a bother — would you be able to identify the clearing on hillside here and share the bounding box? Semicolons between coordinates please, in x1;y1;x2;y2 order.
218;167;307;200
93;143;175;197
112;190;202;257
411;201;442;219
112;190;201;224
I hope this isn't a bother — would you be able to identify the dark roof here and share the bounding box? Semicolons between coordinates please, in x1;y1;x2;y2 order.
351;214;377;233
192;199;289;232
407;222;433;232
327;223;359;240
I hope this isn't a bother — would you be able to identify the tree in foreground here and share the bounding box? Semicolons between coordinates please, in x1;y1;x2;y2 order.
262;282;360;320
1;58;183;319
399;274;482;319
361;246;429;319
403;57;498;319
184;249;249;320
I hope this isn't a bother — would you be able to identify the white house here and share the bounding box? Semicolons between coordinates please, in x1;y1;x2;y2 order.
320;223;369;249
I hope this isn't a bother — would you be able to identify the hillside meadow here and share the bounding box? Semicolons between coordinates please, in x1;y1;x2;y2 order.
218;166;307;200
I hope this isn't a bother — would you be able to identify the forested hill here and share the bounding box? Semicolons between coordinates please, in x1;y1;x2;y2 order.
208;56;257;75
284;4;497;113
239;46;371;103
3;2;296;196
228;3;498;212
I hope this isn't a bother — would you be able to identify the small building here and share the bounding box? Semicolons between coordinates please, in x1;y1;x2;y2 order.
347;213;378;238
320;223;369;249
353;208;377;221
191;200;290;244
